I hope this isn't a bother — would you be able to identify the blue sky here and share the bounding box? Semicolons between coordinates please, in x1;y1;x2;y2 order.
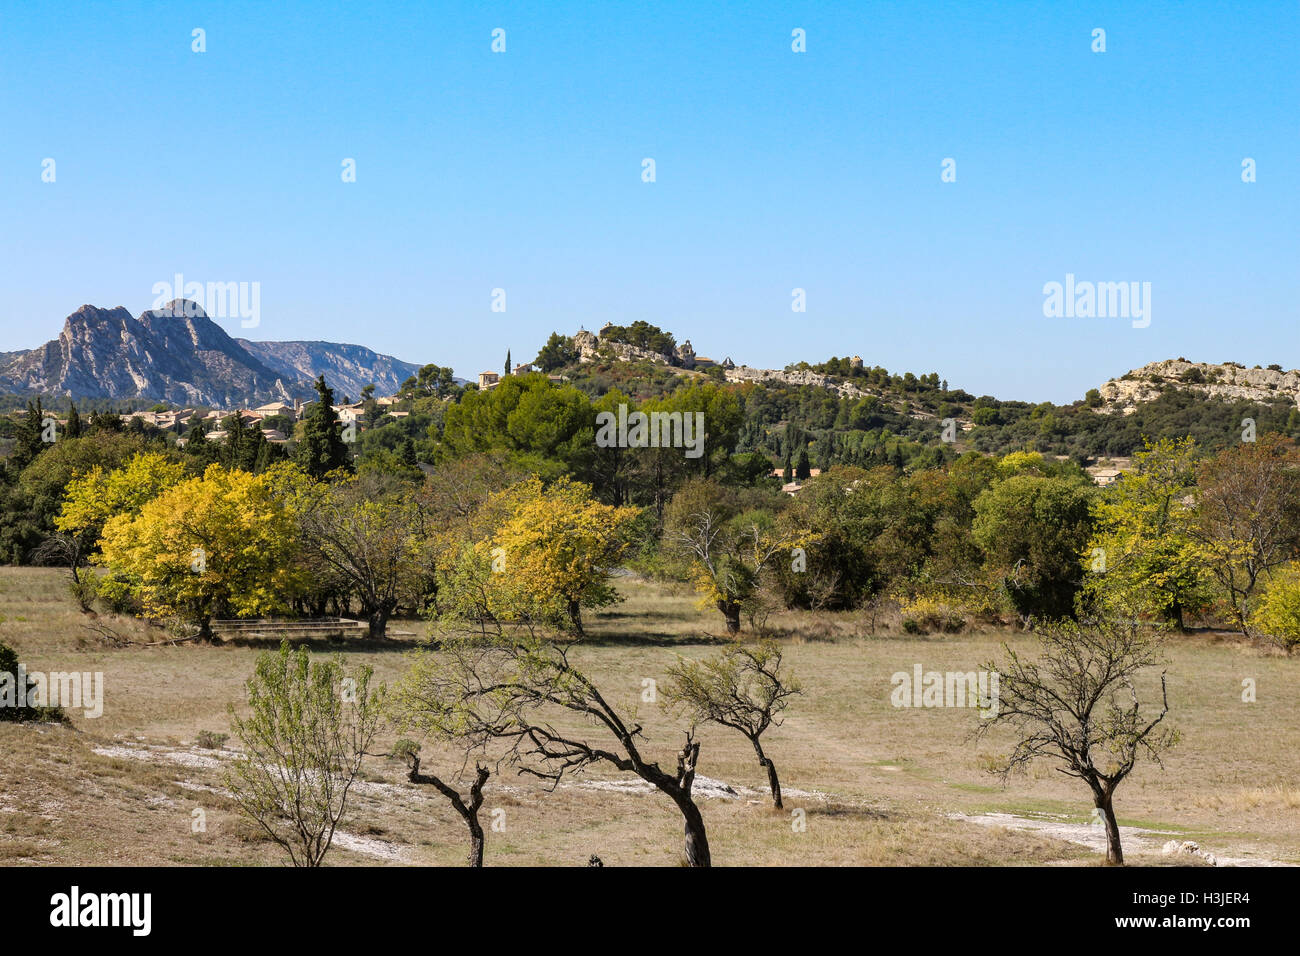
1;0;1296;402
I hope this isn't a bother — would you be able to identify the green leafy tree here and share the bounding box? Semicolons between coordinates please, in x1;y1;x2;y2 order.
0;641;64;722
10;399;48;475
973;474;1095;620
794;448;811;481
295;473;427;638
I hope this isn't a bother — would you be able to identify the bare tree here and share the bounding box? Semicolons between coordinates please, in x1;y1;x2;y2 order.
392;739;491;866
226;642;385;867
32;532;96;612
402;625;713;866
663;640;801;808
977;618;1178;865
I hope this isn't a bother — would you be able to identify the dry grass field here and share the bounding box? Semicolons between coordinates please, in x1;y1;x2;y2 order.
1;566;1296;867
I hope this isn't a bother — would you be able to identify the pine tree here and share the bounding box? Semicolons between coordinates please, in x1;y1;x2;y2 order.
504;349;512;377
795;448;811;481
294;376;353;479
782;452;793;483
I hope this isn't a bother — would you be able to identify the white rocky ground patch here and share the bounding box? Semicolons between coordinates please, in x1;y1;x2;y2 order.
949;811;1291;867
572;773;825;803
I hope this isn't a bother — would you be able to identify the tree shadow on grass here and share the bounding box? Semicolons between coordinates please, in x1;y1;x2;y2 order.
577;629;732;648
218;634;421;653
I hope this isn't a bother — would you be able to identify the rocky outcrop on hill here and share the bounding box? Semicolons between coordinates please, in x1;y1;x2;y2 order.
1097;359;1300;414
724;364;872;399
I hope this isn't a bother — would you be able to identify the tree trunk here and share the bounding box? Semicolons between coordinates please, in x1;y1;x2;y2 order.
567;599;584;638
197;617;214;643
758;750;783;811
408;758;490;867
677;796;711;867
1097;793;1123;865
719;600;741;635
367;606;389;639
751;736;782;808
467;821;485;867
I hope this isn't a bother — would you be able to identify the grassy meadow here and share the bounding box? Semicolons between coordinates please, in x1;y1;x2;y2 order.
1;566;1296;867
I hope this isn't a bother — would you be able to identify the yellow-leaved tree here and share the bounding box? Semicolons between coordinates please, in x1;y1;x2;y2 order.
57;452;190;546
50;452;191;610
98;464;305;640
482;475;641;635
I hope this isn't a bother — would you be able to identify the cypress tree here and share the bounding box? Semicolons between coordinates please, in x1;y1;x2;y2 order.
294;376;353;479
12;400;46;472
400;436;418;467
65;403;83;438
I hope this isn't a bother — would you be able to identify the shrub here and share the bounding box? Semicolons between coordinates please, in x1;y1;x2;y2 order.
1250;564;1300;655
898;595;966;634
196;730;229;750
0;641;64;723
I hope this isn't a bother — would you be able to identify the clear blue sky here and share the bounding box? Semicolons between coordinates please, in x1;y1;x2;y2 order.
1;1;1296;402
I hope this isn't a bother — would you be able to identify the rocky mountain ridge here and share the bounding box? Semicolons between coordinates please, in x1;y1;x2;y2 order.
0;302;422;406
